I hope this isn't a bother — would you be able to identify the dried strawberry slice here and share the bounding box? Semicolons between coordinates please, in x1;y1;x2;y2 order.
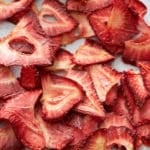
0;122;23;150
89;0;138;54
66;0;112;13
66;69;105;118
100;113;133;130
0;90;45;149
39;0;77;36
20;65;41;90
36;110;74;149
44;48;74;71
125;70;149;107
0;66;24;99
0;11;56;66
0;0;32;20
138;61;150;92
136;124;150;147
61;12;95;45
106;127;134;150
87;64;121;102
73;39;114;65
41;73;83;120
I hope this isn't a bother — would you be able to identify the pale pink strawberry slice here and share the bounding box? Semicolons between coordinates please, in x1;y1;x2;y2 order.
0;90;45;149
100;113;133;130
36;110;74;149
125;70;149;107
73;39;114;65
0;0;32;20
38;0;77;36
41;73;83;120
44;48;74;71
87;64;121;102
66;0;112;13
66;69;105;118
106;127;134;150
0;11;57;66
0;122;23;150
61;12;95;45
0;66;24;99
136;124;150;147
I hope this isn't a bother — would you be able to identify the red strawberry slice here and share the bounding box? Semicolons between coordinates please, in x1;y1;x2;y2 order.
0;122;23;150
61;12;95;45
0;11;57;66
85;129;107;150
66;69;105;118
66;0;112;13
0;90;45;149
38;0;77;36
87;64;121;102
41;73;84;120
0;0;32;20
100;113;133;130
125;70;149;107
138;61;150;92
106;127;134;150
136;124;150;147
0;66;24;99
44;48;74;71
89;0;138;54
20;66;41;90
36;110;74;149
73;39;114;65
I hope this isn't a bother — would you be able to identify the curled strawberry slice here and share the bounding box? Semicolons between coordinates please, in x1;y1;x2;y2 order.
41;73;84;120
0;122;23;150
0;11;56;66
0;90;45;149
66;0;112;13
39;0;77;36
0;0;32;20
0;66;24;99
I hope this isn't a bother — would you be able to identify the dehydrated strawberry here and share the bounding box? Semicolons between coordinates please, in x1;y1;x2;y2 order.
0;122;23;150
66;69;105;118
66;0;112;13
73;39;114;65
44;48;74;71
0;11;57;66
100;113;133;131
0;90;45;149
0;66;24;99
36;110;74;149
61;12;95;45
41;73;83;120
89;0;138;54
87;64;121;102
39;0;77;36
20;65;41;90
0;0;32;20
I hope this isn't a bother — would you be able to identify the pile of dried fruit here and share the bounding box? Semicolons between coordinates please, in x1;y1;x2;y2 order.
0;0;149;149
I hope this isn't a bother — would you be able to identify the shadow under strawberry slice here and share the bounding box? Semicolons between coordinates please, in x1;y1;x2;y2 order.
39;0;77;36
0;90;45;149
41;73;84;120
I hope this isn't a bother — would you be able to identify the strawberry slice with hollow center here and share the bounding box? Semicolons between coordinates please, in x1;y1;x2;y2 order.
0;0;32;20
0;90;45;149
66;69;105;118
87;64;121;102
0;66;24;99
0;11;57;66
39;0;77;36
66;0;112;13
41;73;83;120
73;39;114;65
